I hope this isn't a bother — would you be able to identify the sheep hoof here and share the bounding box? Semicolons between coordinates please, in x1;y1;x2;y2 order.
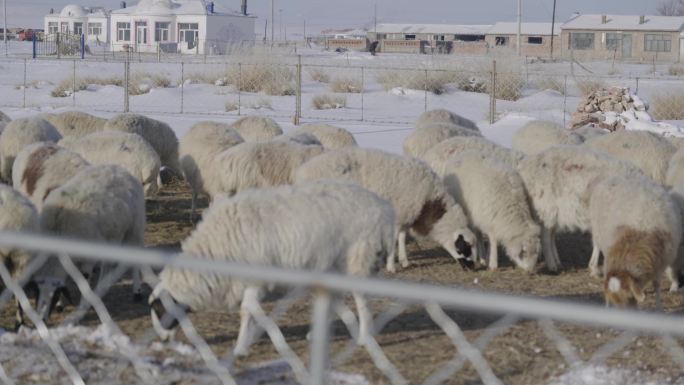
669;283;680;293
133;293;143;303
589;268;601;278
233;346;249;357
386;265;396;274
401;260;410;268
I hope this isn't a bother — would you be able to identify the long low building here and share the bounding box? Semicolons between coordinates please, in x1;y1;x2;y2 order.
367;23;491;54
485;22;560;57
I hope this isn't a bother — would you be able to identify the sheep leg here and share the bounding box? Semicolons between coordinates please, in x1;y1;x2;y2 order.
488;238;499;270
665;266;679;292
588;242;602;278
132;268;143;303
654;279;663;311
477;236;487;265
234;286;260;357
398;231;410;269
385;249;396;273
353;292;372;345
541;226;560;272
190;190;197;223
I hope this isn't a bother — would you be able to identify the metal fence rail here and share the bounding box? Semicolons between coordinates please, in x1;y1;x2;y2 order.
0;231;683;385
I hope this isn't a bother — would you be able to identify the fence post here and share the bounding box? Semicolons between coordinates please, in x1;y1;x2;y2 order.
57;32;61;60
124;50;130;113
80;34;85;60
309;290;332;385
32;34;37;59
489;60;497;124
295;55;302;125
157;43;161;63
424;69;428;112
635;77;639;95
180;62;185;114
361;66;365;121
238;63;242;116
22;58;27;109
72;60;76;107
563;75;568;128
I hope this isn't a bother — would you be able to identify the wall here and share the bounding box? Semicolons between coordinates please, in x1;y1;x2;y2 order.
561;29;682;62
484;34;560;57
327;39;369;52
380;40;424;54
204;14;256;54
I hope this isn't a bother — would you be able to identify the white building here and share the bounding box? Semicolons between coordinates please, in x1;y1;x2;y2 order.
109;0;256;54
44;5;110;44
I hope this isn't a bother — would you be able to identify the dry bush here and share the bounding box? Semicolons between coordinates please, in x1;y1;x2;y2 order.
576;78;607;97
225;100;239;112
312;94;347;110
187;72;224;85
491;72;524;101
128;73;172;95
533;77;565;94
309;68;330;83
51;76;123;97
668;64;684;76
243;97;272;110
330;77;362;93
375;70;458;95
224;53;295;96
650;90;684;120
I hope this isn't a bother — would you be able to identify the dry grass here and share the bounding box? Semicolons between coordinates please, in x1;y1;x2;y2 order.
51;76;123;97
650;90;684;120
308;68;330;83
489;72;524;101
668;64;684;76
311;94;347;110
225;100;239;112
575;78;607;97
329;77;362;93
128;73;173;96
533;77;565;95
375;70;459;95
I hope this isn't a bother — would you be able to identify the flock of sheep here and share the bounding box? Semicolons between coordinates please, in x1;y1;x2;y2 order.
0;106;683;357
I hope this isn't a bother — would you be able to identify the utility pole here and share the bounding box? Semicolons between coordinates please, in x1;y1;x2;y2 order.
374;3;377;33
3;0;7;56
279;9;283;41
270;0;274;42
303;19;306;43
516;0;522;56
550;0;557;59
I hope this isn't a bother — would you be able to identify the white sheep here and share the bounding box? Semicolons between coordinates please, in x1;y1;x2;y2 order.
230;116;283;142
403;124;482;158
12;142;90;210
512;120;583;155
104;113;181;176
589;175;681;308
572;125;608;141
276;131;323;146
517;146;644;274
442;152;541;272
294;147;478;272
61;131;161;197
289;123;357;149
585;130;677;184
667;147;684;189
40;111;106;138
179;121;244;215
421;136;525;175
204;140;324;199
415;109;480;132
0;117;62;183
0;110;10;132
668;136;684;152
35;164;146;320
149;180;396;354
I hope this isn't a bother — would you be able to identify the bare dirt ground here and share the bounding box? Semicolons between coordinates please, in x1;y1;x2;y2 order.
2;180;684;385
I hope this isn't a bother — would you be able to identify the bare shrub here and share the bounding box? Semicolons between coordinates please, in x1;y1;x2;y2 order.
309;68;330;83
51;76;123;97
375;70;458;95
330;77;362;93
312;94;347;110
128;73;172;95
533;77;565;94
650;90;684;120
668;64;684;76
225;57;294;96
487;72;524;101
225;100;239;112
576;78;607;97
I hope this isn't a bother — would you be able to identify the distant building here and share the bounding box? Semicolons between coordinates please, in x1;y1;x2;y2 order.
561;14;684;62
44;4;110;44
485;22;560;57
367;23;491;54
109;0;256;54
322;28;369;52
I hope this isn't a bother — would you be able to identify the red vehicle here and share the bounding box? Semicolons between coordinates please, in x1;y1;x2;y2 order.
18;29;34;41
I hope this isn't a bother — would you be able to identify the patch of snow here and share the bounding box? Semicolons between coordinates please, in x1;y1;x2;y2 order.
550;365;669;385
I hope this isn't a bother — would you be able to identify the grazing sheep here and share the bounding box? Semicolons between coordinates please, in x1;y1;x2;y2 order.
585;130;677;184
589;175;681;308
149;180;396;354
61;131;161;197
204;141;324;199
40;111;106;138
415;109;480;132
403;124;482;158
668;136;684;151
517;146;643;274
442;152;541;272
35;165;146;320
12;142;89;210
0;117;62;183
512;120;582;155
179;121;244;215
289;123;357;149
230;116;283;142
572;125;608;141
421;136;525;175
294;147;478;272
0;111;10;132
0;184;39;329
104;113;181;176
277;131;322;146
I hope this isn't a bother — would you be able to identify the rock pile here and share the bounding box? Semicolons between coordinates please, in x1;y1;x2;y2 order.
570;87;648;131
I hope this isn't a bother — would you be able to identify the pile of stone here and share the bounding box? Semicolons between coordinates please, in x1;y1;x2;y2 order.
570;87;648;131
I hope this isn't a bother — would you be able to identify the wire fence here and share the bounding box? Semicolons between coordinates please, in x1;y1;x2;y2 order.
0;231;684;385
1;55;684;126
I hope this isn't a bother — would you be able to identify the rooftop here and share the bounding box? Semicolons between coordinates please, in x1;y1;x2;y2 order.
562;14;684;31
374;23;492;36
487;22;560;36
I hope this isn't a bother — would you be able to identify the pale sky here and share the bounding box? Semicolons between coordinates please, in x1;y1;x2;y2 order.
2;0;663;31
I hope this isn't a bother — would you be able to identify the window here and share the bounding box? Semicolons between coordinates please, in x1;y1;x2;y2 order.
527;36;543;44
117;22;131;41
155;22;170;41
178;23;199;49
570;32;594;50
404;34;416;40
605;33;622;50
60;22;69;34
48;22;58;34
455;34;485;42
644;34;671;52
88;22;102;36
73;22;83;36
495;36;508;46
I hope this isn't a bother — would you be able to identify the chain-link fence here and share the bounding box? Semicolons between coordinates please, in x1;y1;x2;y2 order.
0;231;684;385
1;56;684;126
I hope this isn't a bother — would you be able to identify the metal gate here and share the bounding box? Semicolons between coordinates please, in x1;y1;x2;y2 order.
33;32;85;59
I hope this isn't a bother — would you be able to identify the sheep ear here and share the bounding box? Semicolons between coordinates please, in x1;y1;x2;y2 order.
628;278;646;303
